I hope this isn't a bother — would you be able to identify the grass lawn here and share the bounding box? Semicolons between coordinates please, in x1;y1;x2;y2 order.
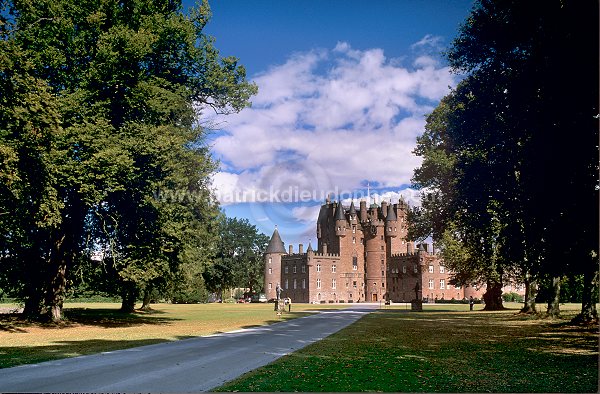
0;302;348;368
216;303;599;393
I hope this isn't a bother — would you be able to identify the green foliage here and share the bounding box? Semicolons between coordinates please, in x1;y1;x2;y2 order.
0;0;256;319
502;292;523;303
203;216;269;296
410;0;598;315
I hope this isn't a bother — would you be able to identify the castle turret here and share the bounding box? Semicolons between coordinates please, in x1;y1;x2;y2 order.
348;201;357;224
334;202;347;237
385;203;398;238
264;227;287;301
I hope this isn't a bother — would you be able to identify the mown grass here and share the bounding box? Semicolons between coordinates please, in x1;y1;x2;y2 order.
217;303;599;393
0;302;348;368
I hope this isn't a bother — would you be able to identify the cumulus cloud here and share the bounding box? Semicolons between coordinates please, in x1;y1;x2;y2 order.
209;39;458;208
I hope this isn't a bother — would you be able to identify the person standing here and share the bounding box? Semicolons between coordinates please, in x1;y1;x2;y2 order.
469;296;474;311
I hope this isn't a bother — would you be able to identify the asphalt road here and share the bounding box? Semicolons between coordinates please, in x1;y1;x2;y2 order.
0;304;376;393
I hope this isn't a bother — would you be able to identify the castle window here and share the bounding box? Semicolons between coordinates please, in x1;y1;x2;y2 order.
293;279;297;289
439;266;445;274
402;266;407;273
381;271;384;276
332;265;336;273
440;279;445;289
381;236;384;240
317;279;321;289
429;279;434;289
332;279;336;289
352;237;356;244
269;283;272;289
381;283;385;288
388;227;392;232
428;265;434;273
268;257;272;264
394;227;397;231
346;282;349;288
269;268;272;274
381;245;384;251
284;266;288;274
352;256;358;270
293;265;297;273
285;279;289;289
316;264;321;272
302;279;306;289
352;225;356;233
413;265;418;273
337;226;341;231
353;281;357;288
302;265;306;273
455;284;461;289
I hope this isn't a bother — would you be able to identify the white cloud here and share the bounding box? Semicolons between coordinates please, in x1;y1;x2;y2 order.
208;40;458;208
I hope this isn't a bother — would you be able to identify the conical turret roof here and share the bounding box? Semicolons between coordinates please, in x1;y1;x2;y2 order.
349;201;357;216
307;242;313;252
335;202;346;221
386;203;397;221
265;227;287;254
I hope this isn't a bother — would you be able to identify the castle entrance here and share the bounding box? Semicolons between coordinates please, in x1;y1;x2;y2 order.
372;293;378;302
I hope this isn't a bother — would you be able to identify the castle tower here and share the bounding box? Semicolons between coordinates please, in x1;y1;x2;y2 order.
264;227;287;300
334;201;347;237
363;204;386;302
385;203;398;238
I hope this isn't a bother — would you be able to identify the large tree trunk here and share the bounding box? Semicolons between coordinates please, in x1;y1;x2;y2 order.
45;233;68;323
520;275;537;314
120;284;137;312
573;269;598;323
140;286;153;311
483;281;504;310
546;276;561;318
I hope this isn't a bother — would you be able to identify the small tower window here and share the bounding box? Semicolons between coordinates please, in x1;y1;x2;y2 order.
284;266;288;274
268;257;272;264
302;265;306;273
317;279;321;289
293;265;297;273
332;265;336;273
316;264;321;272
269;268;272;274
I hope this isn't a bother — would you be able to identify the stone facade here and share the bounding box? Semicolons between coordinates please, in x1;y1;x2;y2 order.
264;198;520;304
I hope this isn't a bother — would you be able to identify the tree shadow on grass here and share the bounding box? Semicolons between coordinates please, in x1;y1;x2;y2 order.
0;308;182;331
0;336;198;369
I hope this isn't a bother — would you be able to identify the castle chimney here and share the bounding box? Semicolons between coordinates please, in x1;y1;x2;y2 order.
407;242;414;254
381;201;388;219
289;245;293;254
299;244;304;254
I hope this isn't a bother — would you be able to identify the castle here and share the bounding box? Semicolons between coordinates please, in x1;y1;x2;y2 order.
264;197;493;304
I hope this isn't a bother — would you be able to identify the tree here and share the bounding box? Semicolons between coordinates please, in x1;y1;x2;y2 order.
203;216;269;300
0;0;256;320
411;0;598;317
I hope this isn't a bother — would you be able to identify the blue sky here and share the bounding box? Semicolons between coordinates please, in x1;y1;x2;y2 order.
183;0;474;247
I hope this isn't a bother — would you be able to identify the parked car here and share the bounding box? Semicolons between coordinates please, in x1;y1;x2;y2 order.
251;293;268;303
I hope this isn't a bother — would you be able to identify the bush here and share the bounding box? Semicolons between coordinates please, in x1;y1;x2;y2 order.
502;292;523;303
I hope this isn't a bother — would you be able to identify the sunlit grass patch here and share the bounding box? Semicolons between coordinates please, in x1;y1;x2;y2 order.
217;307;599;393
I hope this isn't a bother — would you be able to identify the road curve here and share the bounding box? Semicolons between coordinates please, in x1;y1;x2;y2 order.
0;304;376;393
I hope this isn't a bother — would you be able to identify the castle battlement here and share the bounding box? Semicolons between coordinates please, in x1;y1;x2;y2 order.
312;252;341;258
390;252;420;258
